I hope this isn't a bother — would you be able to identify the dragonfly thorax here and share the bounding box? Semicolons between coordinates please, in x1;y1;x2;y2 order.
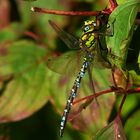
80;20;97;52
80;33;96;52
79;20;97;52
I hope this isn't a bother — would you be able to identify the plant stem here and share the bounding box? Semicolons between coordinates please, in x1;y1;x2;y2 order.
109;0;118;9
31;7;101;16
117;94;127;117
73;87;140;105
73;88;113;105
102;0;118;14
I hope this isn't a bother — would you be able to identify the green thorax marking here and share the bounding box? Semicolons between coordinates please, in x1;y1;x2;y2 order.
80;20;97;52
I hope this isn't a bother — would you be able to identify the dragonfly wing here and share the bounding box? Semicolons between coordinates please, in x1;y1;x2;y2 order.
47;50;84;75
48;20;79;49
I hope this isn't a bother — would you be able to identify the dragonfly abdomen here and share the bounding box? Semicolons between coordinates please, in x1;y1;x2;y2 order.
60;58;90;137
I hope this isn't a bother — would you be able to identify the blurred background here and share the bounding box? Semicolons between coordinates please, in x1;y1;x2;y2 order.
0;0;140;140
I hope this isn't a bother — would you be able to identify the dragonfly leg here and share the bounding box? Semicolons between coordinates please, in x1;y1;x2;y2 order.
93;19;115;37
105;21;115;36
87;65;99;107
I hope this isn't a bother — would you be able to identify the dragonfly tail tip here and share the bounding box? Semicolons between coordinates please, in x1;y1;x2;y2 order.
59;130;64;137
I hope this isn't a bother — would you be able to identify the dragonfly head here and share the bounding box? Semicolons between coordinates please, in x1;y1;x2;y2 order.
82;20;97;33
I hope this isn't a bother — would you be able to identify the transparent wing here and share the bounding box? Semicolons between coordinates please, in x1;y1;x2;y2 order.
47;50;84;75
48;20;79;49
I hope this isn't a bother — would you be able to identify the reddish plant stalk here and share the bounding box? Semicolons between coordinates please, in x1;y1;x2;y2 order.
109;0;118;10
117;94;127;117
31;0;118;16
31;7;101;16
24;31;40;41
114;115;121;140
128;87;140;93
73;87;140;105
73;88;113;105
102;0;118;14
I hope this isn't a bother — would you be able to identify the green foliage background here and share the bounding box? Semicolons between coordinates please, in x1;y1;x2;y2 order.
0;0;140;140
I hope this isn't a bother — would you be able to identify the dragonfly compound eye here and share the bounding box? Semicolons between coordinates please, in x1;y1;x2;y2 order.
84;25;90;32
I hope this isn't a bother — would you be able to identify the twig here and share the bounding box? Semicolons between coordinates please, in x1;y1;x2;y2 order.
31;0;119;16
73;88;113;105
31;7;101;16
73;87;140;105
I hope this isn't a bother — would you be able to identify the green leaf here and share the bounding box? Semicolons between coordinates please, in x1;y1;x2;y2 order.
94;117;127;140
0;23;24;42
107;0;140;69
0;40;50;122
129;70;140;85
117;0;128;5
125;110;140;140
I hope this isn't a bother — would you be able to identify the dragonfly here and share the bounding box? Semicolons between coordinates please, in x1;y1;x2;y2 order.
47;15;113;137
